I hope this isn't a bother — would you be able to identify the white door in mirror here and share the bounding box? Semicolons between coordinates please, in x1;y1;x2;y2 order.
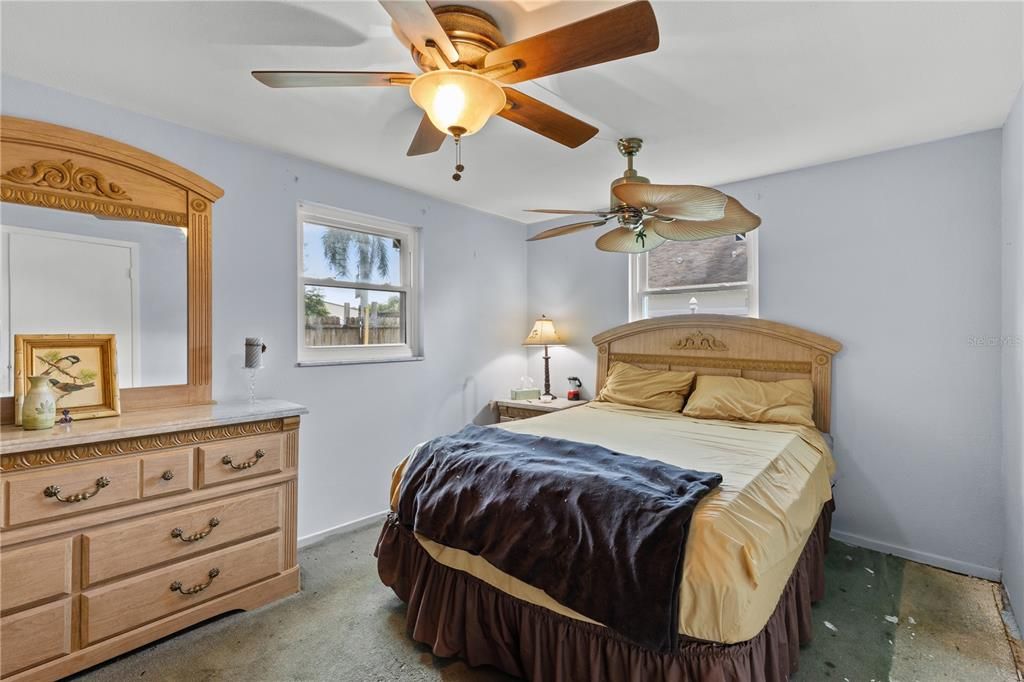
7;228;137;387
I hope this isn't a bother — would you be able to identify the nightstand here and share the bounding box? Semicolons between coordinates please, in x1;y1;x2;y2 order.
493;398;589;422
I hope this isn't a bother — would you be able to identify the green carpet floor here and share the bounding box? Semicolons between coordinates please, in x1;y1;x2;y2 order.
71;523;1021;682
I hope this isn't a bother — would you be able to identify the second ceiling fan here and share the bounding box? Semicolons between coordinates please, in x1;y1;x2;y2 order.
526;138;762;253
252;1;660;178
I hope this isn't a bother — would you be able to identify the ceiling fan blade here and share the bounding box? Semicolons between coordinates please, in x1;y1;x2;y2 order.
252;71;414;88
483;1;659;84
527;219;609;242
499;89;598;148
407;114;446;156
378;0;460;64
648;197;762;241
595;226;666;253
612;183;727;221
524;209;615;216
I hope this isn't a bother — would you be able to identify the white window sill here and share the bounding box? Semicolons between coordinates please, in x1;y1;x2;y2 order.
295;356;424;368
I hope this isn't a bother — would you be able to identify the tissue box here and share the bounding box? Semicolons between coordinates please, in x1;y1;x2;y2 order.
510;388;541;400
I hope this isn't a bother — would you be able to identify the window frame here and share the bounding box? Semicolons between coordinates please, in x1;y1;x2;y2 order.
628;230;759;321
296;201;422;366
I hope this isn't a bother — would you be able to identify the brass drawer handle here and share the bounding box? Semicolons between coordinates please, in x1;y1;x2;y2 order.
170;517;220;543
161;470;175;481
170;568;219;595
221;448;265;470
43;477;110;503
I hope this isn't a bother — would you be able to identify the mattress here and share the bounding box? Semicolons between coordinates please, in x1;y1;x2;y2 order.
389;401;835;644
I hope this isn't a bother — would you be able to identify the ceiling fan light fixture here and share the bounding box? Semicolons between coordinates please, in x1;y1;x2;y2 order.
409;69;506;137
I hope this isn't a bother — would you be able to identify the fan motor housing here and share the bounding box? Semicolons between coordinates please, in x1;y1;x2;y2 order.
409;6;506;71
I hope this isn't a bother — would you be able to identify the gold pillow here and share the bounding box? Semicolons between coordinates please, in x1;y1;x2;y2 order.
595;362;696;412
682;375;815;427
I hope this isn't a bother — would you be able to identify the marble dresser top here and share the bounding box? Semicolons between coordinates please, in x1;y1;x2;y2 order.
0;399;308;456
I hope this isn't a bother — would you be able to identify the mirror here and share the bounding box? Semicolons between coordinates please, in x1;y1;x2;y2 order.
1;115;222;422
1;202;188;394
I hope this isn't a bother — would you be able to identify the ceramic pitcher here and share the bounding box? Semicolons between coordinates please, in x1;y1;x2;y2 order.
22;375;56;430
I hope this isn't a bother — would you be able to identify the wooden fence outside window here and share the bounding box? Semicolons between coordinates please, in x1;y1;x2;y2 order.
305;304;402;346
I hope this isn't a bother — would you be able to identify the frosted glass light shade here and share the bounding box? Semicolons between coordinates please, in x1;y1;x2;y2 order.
409;69;506;136
523;315;563;346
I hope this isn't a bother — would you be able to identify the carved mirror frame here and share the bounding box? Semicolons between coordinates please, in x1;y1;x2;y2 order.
0;116;223;423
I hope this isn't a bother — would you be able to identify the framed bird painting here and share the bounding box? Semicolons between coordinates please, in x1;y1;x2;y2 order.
13;333;121;422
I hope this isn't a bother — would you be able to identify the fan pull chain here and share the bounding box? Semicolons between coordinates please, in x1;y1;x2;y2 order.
452;133;465;182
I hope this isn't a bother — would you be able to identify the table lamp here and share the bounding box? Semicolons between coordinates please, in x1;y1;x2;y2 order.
523;315;563;399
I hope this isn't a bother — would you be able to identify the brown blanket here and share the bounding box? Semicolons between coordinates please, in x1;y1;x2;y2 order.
394;424;722;651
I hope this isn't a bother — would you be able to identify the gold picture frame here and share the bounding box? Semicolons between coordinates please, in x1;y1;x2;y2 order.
14;334;121;422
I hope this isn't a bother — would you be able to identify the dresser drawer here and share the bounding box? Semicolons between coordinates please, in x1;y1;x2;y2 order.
1;537;73;613
83;486;282;585
0;598;72;677
6;457;141;526
142;448;194;498
82;533;282;644
198;434;283;488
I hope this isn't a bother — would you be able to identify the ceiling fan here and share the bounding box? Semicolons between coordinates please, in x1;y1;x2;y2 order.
252;1;659;179
526;138;762;253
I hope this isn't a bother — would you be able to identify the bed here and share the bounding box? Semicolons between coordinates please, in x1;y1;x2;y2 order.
376;314;842;681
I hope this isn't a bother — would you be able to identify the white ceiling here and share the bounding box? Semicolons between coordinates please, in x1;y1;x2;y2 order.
2;1;1021;223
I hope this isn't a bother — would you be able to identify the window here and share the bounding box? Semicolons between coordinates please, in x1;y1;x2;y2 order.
629;232;758;320
297;202;421;365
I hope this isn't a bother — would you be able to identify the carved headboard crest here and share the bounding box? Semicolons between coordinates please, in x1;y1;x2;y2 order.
671;330;727;352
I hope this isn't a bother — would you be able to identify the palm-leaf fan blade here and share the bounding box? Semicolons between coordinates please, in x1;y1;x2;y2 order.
527;219;609;242
648;196;761;241
595;226;666;253
524;209;616;216
612;183;727;221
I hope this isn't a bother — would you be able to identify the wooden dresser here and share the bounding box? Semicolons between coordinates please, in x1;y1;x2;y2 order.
0;400;306;680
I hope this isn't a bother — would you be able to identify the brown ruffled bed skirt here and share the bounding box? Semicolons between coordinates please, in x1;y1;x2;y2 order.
376;499;834;682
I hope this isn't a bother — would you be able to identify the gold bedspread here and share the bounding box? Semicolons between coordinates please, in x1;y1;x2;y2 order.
389;401;835;644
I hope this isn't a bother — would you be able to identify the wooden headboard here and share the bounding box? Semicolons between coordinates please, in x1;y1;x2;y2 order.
592;315;843;432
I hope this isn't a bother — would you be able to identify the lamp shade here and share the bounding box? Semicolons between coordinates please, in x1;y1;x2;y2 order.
409;69;507;137
523;315;563;346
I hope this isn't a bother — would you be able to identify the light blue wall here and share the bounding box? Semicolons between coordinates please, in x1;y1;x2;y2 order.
528;130;1007;579
1002;85;1023;616
1;75;528;540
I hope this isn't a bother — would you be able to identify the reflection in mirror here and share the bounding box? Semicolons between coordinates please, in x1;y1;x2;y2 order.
1;203;188;394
